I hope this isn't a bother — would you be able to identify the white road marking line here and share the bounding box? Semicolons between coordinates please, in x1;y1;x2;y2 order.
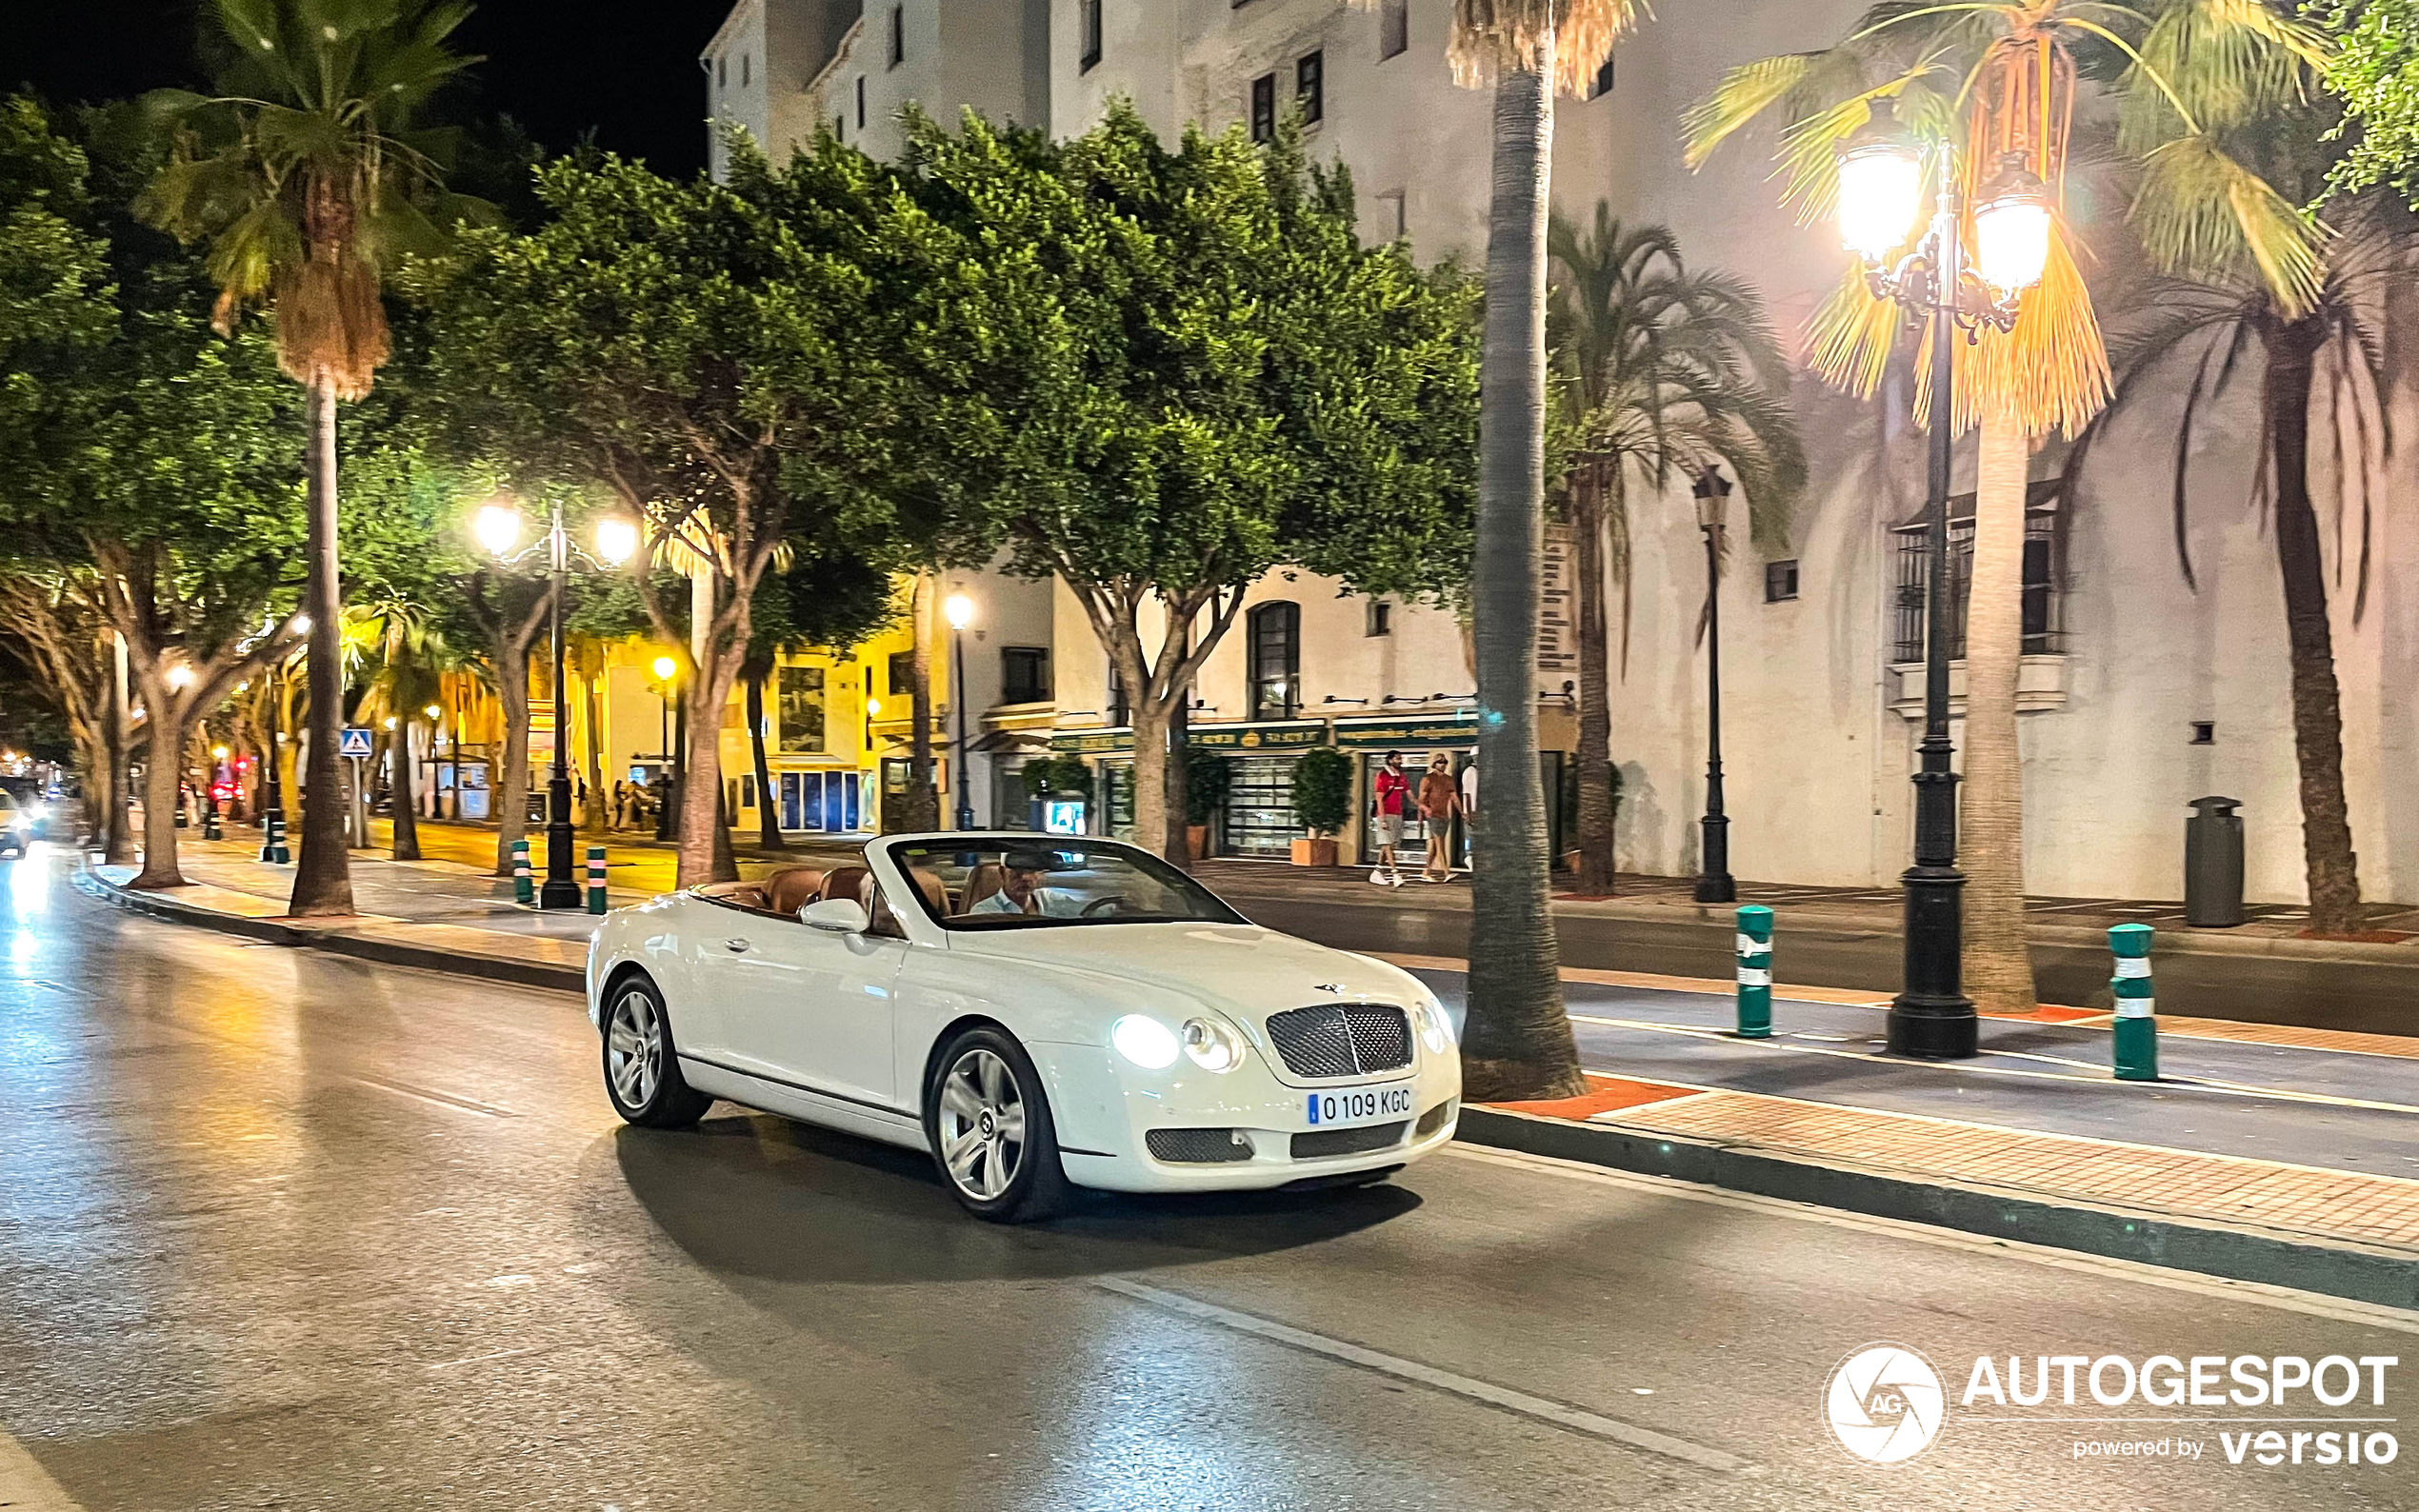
0;1424;86;1512
345;1076;517;1118
1440;1144;2419;1336
1092;1276;1753;1473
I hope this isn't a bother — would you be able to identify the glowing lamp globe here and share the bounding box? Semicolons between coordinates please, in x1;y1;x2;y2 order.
1834;102;1924;265
594;518;639;567
1973;156;2052;297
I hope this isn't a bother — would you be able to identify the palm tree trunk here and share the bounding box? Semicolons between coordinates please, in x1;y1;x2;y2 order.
1465;50;1584;1104
491;646;533;877
1961;417;2038;1012
748;667;786;849
2261;314;2363;934
390;719;421;861
1570;467;1616;895
290;371;354;916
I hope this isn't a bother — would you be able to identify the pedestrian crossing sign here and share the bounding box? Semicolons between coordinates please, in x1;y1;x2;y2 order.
339;726;374;759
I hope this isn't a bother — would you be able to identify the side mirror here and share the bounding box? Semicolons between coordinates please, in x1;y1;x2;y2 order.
797;897;870;933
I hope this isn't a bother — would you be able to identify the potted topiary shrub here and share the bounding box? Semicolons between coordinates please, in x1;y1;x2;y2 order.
1289;746;1353;867
1183;746;1230;859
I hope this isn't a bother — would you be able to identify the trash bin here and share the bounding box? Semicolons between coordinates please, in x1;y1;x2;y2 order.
2185;796;2246;927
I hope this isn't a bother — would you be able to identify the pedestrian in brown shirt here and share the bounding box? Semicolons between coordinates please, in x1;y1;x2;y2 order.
1417;754;1463;883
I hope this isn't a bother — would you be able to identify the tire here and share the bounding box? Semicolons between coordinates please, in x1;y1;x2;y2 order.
923;1025;1070;1224
600;973;712;1128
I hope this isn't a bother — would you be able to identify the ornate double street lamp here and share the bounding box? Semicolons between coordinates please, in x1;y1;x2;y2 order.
1691;468;1735;905
1835;104;2050;1060
476;501;638;908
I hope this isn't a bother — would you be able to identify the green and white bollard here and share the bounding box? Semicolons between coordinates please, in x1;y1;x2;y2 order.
2110;923;2158;1081
1735;905;1774;1039
586;846;609;915
511;838;533;905
260;813;290;865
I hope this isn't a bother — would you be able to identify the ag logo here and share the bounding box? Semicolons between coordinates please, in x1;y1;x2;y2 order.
1825;1343;1946;1463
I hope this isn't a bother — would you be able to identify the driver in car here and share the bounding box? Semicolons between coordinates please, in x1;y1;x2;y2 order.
970;854;1084;917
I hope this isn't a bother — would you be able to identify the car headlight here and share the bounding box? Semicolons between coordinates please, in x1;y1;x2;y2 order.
1412;999;1455;1054
1110;1014;1180;1070
1181;1016;1246;1073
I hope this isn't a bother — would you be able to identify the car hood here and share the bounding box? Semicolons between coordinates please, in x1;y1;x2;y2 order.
948;922;1424;1022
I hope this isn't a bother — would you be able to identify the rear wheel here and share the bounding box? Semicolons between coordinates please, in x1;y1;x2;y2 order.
602;974;712;1128
924;1026;1069;1224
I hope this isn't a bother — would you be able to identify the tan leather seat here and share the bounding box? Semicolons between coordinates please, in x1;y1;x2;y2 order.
765;867;825;916
959;863;1007;914
866;868;950;937
816;865;871;906
909;867;949;912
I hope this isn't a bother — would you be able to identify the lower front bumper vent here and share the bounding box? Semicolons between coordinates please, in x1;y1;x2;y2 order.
1413;1098;1456;1138
1291;1121;1408;1160
1146;1127;1255;1164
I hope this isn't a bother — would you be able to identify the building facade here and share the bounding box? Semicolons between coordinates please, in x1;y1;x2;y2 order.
702;0;2419;905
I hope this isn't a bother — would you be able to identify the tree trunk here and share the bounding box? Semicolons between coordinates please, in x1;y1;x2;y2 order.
1961;417;2038;1013
1570;468;1616;895
1465;52;1584;1103
1130;692;1173;860
130;696;187;889
103;632;135;865
2262;315;2363;935
289;372;354;916
491;645;533;877
582;666;608;838
390;719;422;861
677;655;741;886
1163;627;1192;866
748;667;786;849
903;572;941;832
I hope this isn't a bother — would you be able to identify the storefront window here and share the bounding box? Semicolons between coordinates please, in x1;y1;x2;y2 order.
778;666;827;753
1222;755;1300;858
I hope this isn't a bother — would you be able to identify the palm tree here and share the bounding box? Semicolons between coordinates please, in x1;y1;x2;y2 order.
1353;0;1645;1100
140;0;482;916
353;600;445;861
1548;209;1805;896
1691;2;2344;954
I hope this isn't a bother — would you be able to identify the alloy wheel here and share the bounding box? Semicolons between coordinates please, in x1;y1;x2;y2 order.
936;1047;1026;1201
607;989;663;1110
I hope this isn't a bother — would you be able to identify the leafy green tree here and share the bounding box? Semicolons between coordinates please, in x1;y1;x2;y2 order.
1548;208;1803;896
0;96;310;888
739;529;899;849
428;150;915;885
139;0;484;915
872;106;1479;867
2314;0;2419;201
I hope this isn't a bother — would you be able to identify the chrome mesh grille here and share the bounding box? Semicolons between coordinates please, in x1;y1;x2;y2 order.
1264;1004;1413;1079
1291;1121;1409;1160
1145;1127;1254;1164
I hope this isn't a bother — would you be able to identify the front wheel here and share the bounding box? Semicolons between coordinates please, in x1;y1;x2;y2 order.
924;1026;1070;1224
601;974;713;1128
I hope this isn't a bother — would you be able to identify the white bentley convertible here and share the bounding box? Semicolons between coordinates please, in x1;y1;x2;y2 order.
587;834;1461;1222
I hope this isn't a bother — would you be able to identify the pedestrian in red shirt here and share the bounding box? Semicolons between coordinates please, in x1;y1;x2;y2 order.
1369;751;1410;887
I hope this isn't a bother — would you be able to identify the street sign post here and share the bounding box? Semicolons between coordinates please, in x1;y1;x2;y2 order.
340;727;374;846
339;727;374;759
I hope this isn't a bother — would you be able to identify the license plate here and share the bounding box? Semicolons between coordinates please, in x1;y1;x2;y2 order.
1305;1084;1414;1128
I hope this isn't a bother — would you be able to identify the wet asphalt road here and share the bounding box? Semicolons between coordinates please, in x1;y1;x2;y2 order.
1;850;2413;1512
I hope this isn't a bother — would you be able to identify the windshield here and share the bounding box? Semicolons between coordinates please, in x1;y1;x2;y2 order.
890;840;1248;930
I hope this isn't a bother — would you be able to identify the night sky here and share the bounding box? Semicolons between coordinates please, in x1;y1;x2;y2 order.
10;0;735;178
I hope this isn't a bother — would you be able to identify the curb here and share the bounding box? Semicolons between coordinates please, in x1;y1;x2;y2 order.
1455;1106;2419;1313
75;867;588;995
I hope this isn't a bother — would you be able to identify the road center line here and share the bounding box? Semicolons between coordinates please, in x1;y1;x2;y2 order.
344;1075;517;1118
1091;1276;1753;1473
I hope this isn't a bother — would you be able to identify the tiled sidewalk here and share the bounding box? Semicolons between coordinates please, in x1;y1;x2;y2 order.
1492;1072;2419;1257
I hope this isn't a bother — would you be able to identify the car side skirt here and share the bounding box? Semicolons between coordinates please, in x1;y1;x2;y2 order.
676;1056;929;1152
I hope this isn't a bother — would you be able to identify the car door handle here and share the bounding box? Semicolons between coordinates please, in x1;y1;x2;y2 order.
725;938;751;953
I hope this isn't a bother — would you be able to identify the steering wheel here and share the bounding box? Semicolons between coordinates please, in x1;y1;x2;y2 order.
1080;896;1125;918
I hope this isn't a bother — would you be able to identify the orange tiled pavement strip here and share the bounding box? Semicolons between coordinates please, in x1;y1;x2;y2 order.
1489;1074;2419;1253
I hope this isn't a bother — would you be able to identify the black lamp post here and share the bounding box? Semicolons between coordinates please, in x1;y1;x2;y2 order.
476;499;638;907
1834;108;2051;1060
1691;468;1736;905
945;589;976;831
